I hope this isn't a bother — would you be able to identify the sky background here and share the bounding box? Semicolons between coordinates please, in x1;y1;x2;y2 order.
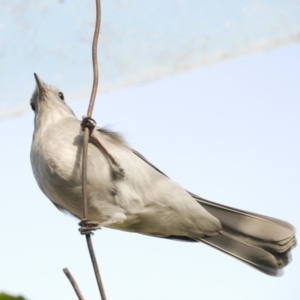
0;0;300;299
0;43;299;300
1;0;300;118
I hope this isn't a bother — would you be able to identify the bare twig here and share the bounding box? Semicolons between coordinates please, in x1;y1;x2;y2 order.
63;268;85;300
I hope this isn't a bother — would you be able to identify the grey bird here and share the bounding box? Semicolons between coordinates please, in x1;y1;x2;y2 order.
30;73;296;276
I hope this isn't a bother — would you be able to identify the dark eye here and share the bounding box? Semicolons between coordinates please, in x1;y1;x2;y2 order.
30;102;35;111
58;92;64;100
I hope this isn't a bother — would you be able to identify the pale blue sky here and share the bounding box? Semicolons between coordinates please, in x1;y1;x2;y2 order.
0;43;299;299
1;0;300;118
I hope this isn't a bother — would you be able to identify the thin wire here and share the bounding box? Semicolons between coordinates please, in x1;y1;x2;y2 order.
87;0;101;117
82;0;101;219
82;127;90;220
81;0;107;299
86;235;107;300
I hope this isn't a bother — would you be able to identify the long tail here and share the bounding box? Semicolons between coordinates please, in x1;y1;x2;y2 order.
130;148;296;275
190;193;296;276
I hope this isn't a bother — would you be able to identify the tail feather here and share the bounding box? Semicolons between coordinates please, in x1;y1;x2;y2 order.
189;193;296;275
199;234;283;276
220;229;296;253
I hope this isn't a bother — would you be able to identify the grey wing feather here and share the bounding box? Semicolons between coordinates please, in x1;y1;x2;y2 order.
130;148;296;275
131;149;169;177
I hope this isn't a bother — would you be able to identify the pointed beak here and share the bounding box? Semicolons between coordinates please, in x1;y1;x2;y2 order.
34;73;47;94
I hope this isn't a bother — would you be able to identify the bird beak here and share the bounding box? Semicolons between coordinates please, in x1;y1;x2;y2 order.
34;73;47;94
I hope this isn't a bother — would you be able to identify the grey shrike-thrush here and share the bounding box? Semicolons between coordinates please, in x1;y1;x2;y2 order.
30;74;296;276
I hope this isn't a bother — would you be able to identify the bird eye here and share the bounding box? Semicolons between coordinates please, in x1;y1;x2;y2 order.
58;92;64;100
30;102;35;111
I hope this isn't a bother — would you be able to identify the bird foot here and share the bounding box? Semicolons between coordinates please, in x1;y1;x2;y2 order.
81;116;96;133
78;219;101;235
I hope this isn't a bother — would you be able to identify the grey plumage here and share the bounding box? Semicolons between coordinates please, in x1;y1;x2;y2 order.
30;74;296;276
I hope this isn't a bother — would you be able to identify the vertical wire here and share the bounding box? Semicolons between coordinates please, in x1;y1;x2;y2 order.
81;1;107;299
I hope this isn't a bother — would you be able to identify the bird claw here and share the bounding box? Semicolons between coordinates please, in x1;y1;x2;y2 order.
81;116;96;133
112;163;125;178
78;219;101;235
